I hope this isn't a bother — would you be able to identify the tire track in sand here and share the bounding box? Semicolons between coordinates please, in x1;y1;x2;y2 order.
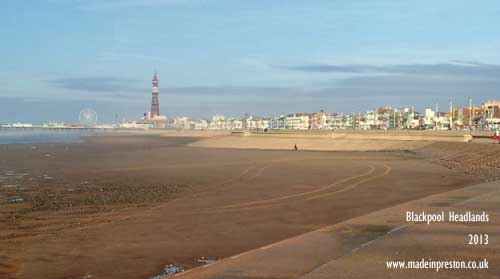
188;163;391;214
190;164;271;198
304;163;392;201
217;165;376;209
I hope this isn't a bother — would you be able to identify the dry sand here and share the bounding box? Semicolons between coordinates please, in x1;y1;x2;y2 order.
0;133;495;279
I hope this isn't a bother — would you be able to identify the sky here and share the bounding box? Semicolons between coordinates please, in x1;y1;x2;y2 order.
1;0;500;123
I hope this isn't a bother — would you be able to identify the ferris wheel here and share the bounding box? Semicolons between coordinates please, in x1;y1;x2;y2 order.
78;108;98;127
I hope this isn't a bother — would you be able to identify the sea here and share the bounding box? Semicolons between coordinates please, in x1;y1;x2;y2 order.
0;128;99;144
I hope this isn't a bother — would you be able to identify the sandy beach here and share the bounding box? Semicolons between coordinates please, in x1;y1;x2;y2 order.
0;133;497;279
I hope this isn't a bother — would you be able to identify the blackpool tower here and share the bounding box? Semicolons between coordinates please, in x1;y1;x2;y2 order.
150;72;160;117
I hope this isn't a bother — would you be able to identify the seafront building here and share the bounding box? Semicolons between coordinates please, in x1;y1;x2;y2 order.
285;113;311;130
483;101;500;125
311;110;330;129
269;115;286;130
245;116;269;131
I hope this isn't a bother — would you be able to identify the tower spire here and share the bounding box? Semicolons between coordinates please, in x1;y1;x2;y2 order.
153;71;158;82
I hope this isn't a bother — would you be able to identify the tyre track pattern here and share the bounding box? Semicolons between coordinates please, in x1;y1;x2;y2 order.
188;163;391;214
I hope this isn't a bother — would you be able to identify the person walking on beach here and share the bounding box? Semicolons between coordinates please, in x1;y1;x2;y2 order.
294;144;298;151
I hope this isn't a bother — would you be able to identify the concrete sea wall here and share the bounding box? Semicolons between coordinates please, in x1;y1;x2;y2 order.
189;130;477;152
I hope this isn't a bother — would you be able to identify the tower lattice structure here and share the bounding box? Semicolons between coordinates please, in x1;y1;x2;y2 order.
150;72;160;117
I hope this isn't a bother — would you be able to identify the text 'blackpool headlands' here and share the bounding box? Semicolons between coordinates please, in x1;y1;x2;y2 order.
406;211;490;225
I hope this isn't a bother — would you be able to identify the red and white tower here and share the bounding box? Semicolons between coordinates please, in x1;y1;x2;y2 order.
150;72;160;117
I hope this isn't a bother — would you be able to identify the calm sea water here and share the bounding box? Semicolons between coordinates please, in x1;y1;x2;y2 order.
0;128;98;144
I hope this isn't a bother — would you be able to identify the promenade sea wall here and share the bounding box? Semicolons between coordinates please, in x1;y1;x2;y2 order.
188;130;477;151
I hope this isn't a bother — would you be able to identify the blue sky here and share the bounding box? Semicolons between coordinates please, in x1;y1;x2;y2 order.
1;0;500;123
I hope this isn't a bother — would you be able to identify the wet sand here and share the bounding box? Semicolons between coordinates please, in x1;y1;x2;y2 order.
0;135;482;279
